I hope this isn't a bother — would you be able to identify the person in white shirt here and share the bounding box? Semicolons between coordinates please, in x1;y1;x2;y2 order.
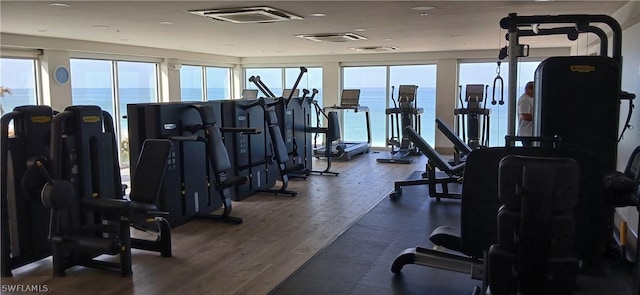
517;81;534;137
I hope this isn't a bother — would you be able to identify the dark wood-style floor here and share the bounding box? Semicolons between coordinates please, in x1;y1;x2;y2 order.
1;152;427;295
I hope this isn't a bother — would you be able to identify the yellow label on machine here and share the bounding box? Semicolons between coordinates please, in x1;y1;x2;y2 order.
83;116;101;123
570;65;596;73
31;116;51;123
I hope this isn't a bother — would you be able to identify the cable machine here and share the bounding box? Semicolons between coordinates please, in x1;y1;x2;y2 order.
497;13;637;294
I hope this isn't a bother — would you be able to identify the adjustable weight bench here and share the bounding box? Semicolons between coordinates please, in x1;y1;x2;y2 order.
389;126;464;201
435;118;472;165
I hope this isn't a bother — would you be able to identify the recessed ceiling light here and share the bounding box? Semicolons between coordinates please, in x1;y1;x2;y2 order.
49;3;69;7
449;34;466;38
160;21;175;25
420;13;429;16
310;13;326;17
411;6;434;11
384;38;393;41
350;46;399;52
92;25;111;30
354;28;366;32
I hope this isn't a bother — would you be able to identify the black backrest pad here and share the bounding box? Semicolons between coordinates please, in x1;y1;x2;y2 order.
326;111;341;142
536;56;620;174
267;108;280;125
130;139;172;204
405;126;463;174
460;147;607;261
499;155;579;212
191;104;232;173
270;124;290;163
435;118;472;155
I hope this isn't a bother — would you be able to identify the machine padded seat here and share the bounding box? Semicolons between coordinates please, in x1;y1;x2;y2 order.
429;225;462;253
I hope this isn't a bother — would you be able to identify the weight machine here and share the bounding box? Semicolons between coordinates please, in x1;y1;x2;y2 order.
1;106;54;277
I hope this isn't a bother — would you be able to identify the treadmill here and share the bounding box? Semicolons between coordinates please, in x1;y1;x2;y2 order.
315;89;372;160
242;89;259;99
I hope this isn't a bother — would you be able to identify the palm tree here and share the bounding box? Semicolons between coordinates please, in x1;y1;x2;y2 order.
0;86;12;115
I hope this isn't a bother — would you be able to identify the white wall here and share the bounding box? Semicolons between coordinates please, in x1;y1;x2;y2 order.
616;20;640;235
40;49;72;111
435;59;458;151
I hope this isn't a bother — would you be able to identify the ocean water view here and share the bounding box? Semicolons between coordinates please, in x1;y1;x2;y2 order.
1;86;512;149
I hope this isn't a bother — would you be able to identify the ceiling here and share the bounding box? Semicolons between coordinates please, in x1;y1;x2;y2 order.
0;1;629;58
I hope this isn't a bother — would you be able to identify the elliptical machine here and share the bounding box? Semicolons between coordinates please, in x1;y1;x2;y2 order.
377;85;423;164
454;84;491;149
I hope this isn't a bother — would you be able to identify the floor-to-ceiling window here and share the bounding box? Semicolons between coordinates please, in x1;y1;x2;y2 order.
285;67;323;125
458;61;540;147
0;57;39;116
342;64;437;148
117;61;158;164
389;65;437;145
206;67;231;100
71;58;159;165
342;66;386;146
71;59;114;115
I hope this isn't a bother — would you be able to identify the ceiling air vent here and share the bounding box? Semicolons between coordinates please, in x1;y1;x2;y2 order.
188;7;303;23
295;33;367;42
350;46;399;52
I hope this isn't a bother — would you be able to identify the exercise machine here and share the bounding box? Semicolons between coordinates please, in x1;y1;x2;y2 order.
1;105;54;277
486;155;580;294
185;104;247;223
249;67;313;175
241;89;258;99
389;126;464;201
307;88;342;175
454;84;491;149
605;145;640;295
378;85;422;164
240;97;306;196
435;118;473;165
216;99;277;200
321;89;372;161
47;105;174;276
127;102;254;226
43;106;143;276
392;147;611;293
500;13;635;174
